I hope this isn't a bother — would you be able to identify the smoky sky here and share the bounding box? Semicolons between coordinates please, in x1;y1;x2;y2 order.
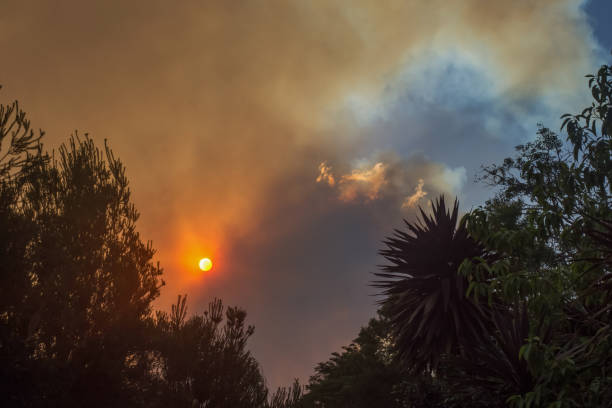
1;0;609;388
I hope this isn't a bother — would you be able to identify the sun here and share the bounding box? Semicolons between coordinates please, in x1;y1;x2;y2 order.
199;257;212;271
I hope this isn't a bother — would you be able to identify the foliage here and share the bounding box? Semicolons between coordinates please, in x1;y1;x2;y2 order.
369;196;536;405
301;313;405;408
268;379;304;408
374;197;494;371
300;312;480;408
154;295;269;408
460;63;612;407
0;124;165;405
0;86;43;178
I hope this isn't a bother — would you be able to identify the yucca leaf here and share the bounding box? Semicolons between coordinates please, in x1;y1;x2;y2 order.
373;196;494;371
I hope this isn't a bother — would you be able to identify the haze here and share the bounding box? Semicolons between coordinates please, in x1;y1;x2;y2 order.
1;0;610;388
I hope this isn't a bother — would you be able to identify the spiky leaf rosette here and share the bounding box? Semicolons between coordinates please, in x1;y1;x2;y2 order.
374;196;491;370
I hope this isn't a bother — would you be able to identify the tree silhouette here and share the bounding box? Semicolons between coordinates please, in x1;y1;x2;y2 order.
0;123;164;405
268;379;304;408
374;196;494;371
0;86;44;177
302;313;414;408
0;86;48;407
155;296;269;407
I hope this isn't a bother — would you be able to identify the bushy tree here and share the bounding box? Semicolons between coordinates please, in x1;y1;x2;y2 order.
299;311;456;408
154;295;269;408
301;313;404;408
0;120;164;405
461;63;612;406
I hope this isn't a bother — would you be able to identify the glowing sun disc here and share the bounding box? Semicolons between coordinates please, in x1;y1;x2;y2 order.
199;258;212;271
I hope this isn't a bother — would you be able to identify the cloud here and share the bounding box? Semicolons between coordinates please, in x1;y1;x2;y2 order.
317;156;465;210
402;179;427;208
317;161;388;202
338;162;387;202
434;166;468;195
316;162;335;186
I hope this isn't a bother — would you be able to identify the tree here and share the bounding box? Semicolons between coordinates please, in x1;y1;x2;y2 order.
154;295;269;408
373;196;538;406
0;86;48;407
268;379;304;408
461;62;612;406
374;197;494;371
301;313;405;408
0;97;164;406
300;311;456;408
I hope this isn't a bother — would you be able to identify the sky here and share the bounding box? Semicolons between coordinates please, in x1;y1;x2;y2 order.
1;0;611;389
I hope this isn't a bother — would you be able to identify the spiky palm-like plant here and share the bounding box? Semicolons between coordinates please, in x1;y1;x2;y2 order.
374;196;492;370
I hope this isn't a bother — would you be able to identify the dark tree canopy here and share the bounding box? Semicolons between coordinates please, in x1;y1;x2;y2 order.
302;313;402;408
0;129;164;406
154;295;269;407
0;91;284;407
